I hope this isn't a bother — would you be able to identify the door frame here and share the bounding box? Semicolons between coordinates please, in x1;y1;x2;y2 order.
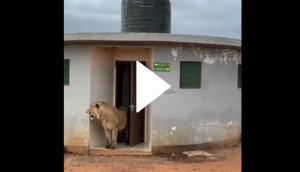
115;60;147;107
114;60;146;146
111;47;154;149
115;61;133;108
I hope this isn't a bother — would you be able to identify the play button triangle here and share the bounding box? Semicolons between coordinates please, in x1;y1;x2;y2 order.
136;61;171;113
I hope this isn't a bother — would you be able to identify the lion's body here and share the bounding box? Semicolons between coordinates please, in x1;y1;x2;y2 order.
117;107;128;131
86;101;128;149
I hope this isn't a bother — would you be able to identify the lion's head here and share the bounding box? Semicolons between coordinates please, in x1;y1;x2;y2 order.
86;101;114;121
86;101;101;120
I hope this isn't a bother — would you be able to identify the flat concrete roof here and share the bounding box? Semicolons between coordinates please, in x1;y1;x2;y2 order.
64;33;241;49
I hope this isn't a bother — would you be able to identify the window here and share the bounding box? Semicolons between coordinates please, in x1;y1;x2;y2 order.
64;59;70;85
180;61;201;89
238;64;242;88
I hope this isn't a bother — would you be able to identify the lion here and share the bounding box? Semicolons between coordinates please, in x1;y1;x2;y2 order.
86;101;128;149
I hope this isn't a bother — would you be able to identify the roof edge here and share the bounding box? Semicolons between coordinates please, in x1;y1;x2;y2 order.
64;32;241;48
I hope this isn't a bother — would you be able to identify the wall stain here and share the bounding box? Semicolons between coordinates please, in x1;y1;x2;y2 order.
64;126;89;146
152;121;241;146
171;45;241;65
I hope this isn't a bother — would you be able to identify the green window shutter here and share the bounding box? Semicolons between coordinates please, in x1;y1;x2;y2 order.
238;64;242;88
180;62;201;89
64;60;70;85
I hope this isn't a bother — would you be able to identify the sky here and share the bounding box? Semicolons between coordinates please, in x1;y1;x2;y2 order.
64;0;241;39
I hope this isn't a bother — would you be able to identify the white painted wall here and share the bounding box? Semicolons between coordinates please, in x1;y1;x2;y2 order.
64;45;153;149
64;45;91;146
146;49;154;148
64;43;241;150
89;47;114;148
151;46;241;146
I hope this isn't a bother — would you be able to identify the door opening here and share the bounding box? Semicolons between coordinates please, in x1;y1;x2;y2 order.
115;61;146;147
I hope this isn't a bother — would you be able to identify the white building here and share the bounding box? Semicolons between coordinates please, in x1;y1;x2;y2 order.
64;33;241;155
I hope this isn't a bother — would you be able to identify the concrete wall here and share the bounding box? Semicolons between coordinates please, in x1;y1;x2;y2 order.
64;45;91;146
151;45;241;146
89;47;114;148
64;43;241;149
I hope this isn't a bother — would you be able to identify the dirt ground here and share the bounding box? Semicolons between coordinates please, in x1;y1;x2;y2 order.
64;143;241;172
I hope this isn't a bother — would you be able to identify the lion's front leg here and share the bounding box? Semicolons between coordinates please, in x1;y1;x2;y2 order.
110;128;118;150
104;128;112;149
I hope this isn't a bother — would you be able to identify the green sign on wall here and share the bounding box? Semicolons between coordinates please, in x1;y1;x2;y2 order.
153;62;170;72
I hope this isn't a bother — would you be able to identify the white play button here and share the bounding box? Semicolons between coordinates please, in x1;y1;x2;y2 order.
136;61;171;113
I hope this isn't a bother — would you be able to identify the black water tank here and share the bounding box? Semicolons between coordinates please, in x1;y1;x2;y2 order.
121;0;171;33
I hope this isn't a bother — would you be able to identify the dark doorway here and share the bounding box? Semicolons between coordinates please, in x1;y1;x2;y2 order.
115;61;146;147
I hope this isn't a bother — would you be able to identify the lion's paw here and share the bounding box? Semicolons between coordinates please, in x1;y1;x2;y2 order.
105;144;111;149
110;145;117;150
